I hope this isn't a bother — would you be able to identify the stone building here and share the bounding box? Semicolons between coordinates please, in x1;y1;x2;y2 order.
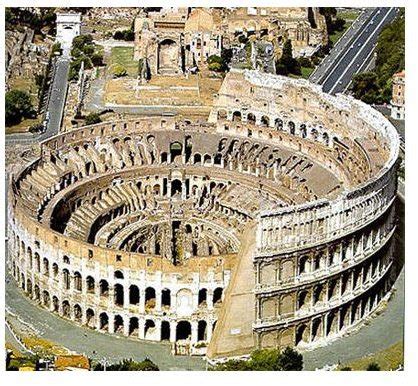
8;70;400;360
390;70;405;120
133;7;328;77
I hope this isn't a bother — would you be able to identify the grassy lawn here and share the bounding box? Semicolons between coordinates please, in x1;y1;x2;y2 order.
338;9;361;21
6;117;41;135
108;46;138;77
301;66;315;79
338;341;404;371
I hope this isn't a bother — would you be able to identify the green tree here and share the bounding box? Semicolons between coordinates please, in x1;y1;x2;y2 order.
72;35;93;51
276;40;301;76
212;347;303;371
91;52;104;67
84;113;102;125
5;90;33;126
351;72;380;104
93;358;159;371
366;362;381;371
277;347;303;371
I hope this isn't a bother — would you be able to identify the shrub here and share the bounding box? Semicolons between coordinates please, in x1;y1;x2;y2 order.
84;112;102;125
5;89;34;126
112;64;127;78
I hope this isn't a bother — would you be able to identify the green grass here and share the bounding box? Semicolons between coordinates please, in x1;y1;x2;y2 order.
301;66;314;79
338;341;404;371
108;46;138;77
338;9;361;21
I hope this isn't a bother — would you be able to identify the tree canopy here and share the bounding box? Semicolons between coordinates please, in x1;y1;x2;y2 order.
212;347;303;371
276;40;301;76
350;10;404;104
6;90;34;126
93;358;159;371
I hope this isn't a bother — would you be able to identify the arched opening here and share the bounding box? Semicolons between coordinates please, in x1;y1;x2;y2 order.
275;118;283;130
34;284;40;301
74;271;82;291
86;308;95;327
129;285;140;305
299;255;309;274
161;321;171;341
74;304;82;322
144;319;156;340
86;276;95;293
170;142;183;163
213;287;223;305
198;320;207;341
295;324;309;346
171;179;182;197
176;321;191;341
145;287;156;309
247;113;256;125
129;317;139;336
99;312;109;330
161;288;171;308
297;290;309;309
288;121;295;135
42;290;50;308
232;111;241;122
52;263;59;278
300;124;307;138
99;280;109;296
114;315;124;334
193;153;202;164
312;318;322;341
34;253;40;272
261;115;270;127
114;284;124;306
198;288;207;307
114;270;124;279
63;269;70;290
43;258;49;276
52;296;59;312
62;300;70;318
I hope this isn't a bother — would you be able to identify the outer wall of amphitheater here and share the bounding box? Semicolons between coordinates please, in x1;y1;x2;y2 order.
7;70;400;360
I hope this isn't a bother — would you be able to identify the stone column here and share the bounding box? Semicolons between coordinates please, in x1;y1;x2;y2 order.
156;289;162;312
191;321;198;344
124;286;129;308
139;288;146;313
170;321;177;343
138;319;146;339
108;313;114;334
207;290;214;310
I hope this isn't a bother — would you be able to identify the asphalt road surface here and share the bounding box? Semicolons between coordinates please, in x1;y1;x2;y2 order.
311;7;398;95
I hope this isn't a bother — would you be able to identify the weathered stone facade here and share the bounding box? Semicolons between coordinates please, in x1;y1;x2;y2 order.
8;70;399;360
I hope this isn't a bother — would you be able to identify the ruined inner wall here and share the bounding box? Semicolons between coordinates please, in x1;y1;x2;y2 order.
8;70;399;359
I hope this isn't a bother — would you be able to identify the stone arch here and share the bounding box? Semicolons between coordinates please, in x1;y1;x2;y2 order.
161;288;171;308
42;257;49;276
129;317;139;336
145;287;156;309
52;296;59;312
261;115;270;127
170;142;183;162
99;312;109;330
232;111;242;122
144;319;156;340
114;314;124;334
295;324;309;346
129;285;140;305
74;271;82;291
198;288;207;306
99;279;109;296
114;270;124;279
86;308;95;327
198;320;207;341
86;276;95;293
171;179;182;196
74;304;82;322
176;320;191;341
161;321;170;341
62;300;71;318
114;283;124;306
247;113;256;125
213;287;223;305
42;290;50;308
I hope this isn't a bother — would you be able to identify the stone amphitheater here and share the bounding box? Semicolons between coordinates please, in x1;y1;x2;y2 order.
7;69;400;361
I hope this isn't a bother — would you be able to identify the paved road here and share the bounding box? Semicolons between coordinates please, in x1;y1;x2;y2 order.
6;57;70;146
311;7;398;95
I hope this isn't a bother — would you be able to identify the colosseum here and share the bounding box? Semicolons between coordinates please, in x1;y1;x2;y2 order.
7;69;400;361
